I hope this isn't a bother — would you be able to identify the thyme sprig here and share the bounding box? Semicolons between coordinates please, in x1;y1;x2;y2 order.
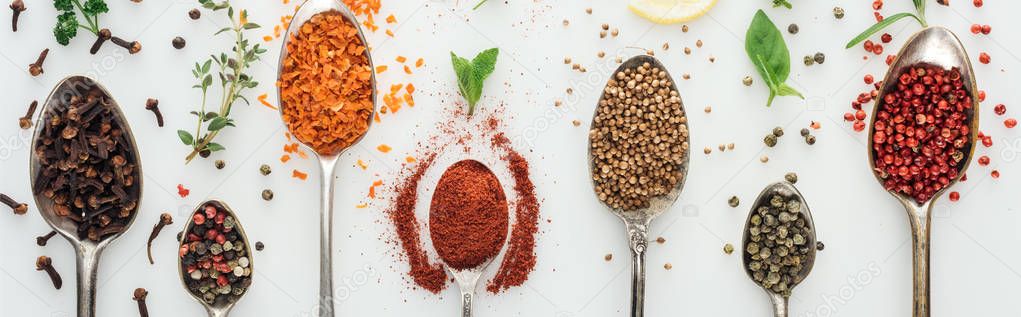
178;0;266;164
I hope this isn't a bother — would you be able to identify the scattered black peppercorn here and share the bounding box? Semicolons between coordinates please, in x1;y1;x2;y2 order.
772;126;784;137
805;135;817;145
255;241;264;251
214;160;225;169
261;189;273;201
728;196;740;207
800;128;810;137
787;23;798;34
813;52;825;64
188;8;200;20
172;37;186;49
816;241;825;251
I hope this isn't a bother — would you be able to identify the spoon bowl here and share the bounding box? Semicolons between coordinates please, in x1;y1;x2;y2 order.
741;181;818;317
29;75;143;317
178;200;254;317
276;1;377;316
587;54;690;317
867;26;978;317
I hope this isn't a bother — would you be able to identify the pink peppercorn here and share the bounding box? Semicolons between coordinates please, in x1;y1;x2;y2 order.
981;25;991;35
973;0;983;7
991;170;1000;179
881;33;892;43
978;155;990;166
970;24;982;34
844;112;855;121
994;104;1006;115
982;136;993;147
1005;118;1017;128
864;74;874;84
979;52;990;64
873;44;884;55
949;191;960;202
886;55;896;65
192;213;205;225
864;40;874;52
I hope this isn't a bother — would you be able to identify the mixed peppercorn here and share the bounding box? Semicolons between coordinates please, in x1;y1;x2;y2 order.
179;202;252;306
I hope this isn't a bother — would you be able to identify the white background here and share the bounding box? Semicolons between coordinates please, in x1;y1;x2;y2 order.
1;0;1020;316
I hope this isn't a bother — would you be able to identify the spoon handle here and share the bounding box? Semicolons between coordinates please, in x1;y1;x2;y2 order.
75;243;104;317
318;156;340;317
459;289;475;317
904;203;931;317
766;292;789;317
623;218;650;317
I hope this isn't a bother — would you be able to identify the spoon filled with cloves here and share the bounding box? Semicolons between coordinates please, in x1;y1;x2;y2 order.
29;75;143;317
178;200;254;317
742;181;819;317
867;26;978;317
587;54;690;317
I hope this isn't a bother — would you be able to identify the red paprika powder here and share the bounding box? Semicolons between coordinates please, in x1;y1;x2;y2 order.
429;160;509;270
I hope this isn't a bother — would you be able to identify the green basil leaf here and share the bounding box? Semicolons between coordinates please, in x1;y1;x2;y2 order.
746;10;791;86
845;12;920;48
177;130;194;145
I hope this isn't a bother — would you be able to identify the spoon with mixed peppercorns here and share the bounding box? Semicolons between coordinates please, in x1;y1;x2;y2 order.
29;75;143;317
587;54;690;317
741;181;819;317
178;200;254;317
867;26;979;317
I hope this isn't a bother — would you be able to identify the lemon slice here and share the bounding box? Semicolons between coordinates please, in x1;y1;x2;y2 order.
628;0;719;24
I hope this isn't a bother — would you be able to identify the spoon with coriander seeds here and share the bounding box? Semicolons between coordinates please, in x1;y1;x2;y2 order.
741;181;818;317
30;75;143;317
178;200;254;317
867;26;978;317
587;54;690;317
276;1;376;316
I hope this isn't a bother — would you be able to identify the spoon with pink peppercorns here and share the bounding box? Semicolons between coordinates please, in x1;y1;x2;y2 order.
867;26;979;317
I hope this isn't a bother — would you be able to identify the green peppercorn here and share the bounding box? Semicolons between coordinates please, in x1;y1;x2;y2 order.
772;127;784;137
724;243;734;255
803;56;815;66
805;135;817;145
813;52;826;64
215;160;225;169
259;164;272;176
787;23;799;34
833;7;845;19
261;189;273;201
764;134;778;147
800;128;810;137
785;172;798;184
728;196;740;207
742;76;753;86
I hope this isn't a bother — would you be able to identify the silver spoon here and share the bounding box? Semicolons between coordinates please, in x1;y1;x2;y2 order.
29;75;143;317
428;160;508;317
867;26;978;317
178;200;254;317
587;55;690;317
741;181;818;317
276;1;377;316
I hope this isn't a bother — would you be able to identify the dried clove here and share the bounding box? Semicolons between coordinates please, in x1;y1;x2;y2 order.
146;213;172;264
36;231;56;246
90;29;112;55
133;288;148;317
18;100;37;130
36;256;62;289
144;98;163;127
28;48;48;76
9;0;24;32
111;36;142;54
0;193;27;215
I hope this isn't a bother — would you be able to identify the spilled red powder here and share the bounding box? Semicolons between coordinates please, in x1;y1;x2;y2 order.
382;105;540;294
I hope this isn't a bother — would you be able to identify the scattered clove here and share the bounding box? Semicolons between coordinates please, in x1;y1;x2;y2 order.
145;98;163;127
111;36;142;54
9;0;24;32
146;213;173;265
36;231;56;246
18;100;37;130
90;29;111;55
0;193;27;215
36;256;62;289
28;48;48;76
133;288;148;317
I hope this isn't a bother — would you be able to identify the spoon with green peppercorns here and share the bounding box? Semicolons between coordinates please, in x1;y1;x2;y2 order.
742;181;818;317
178;200;254;317
866;26;978;317
587;54;690;317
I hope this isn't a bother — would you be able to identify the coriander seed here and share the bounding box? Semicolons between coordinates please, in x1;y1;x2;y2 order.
695;39;703;48
611;28;619;37
597;51;605;58
601;23;609;30
704;146;712;154
599;30;607;38
681;25;689;32
704;106;711;113
760;155;769;163
564;57;571;64
684;47;691;55
604;253;612;261
743;76;753;86
718;144;726;152
727;143;735;150
262;189;274;201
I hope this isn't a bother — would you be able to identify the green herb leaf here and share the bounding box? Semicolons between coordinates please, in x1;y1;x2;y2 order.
472;48;499;80
205;143;226;152
473;0;489;10
913;0;925;18
745;10;803;107
53;11;78;45
82;0;109;16
242;23;260;30
207;117;229;131
53;0;74;11
845;12;920;48
771;0;792;9
450;48;499;116
177;130;194;145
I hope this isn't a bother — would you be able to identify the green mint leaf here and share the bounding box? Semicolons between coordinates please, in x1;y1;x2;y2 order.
746;10;791;85
846;12;920;48
177;130;194;145
472;48;499;81
451;51;478;113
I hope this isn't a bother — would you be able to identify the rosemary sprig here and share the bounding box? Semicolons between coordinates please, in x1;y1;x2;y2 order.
178;0;266;164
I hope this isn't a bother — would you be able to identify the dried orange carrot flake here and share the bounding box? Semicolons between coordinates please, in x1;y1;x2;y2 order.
385;29;394;37
415;58;424;67
355;203;368;208
263;36;273;42
292;169;308;180
395;56;406;63
376;65;388;73
403;65;412;74
297;150;309;159
405;156;415;163
403;93;415;107
386;14;396;23
258;94;278;110
406;83;415;94
356;159;368;170
377;144;392;153
280;154;291;163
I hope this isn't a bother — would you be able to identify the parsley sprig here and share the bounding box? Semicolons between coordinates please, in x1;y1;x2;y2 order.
178;0;266;164
450;48;499;116
53;0;108;45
